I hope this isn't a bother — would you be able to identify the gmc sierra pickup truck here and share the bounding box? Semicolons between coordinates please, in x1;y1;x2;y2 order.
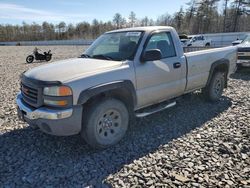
16;26;237;149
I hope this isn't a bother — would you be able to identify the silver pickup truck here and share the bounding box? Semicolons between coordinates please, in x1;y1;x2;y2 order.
16;26;237;148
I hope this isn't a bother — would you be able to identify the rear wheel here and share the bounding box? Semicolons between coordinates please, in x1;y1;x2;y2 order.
81;98;129;149
202;72;225;102
26;55;34;63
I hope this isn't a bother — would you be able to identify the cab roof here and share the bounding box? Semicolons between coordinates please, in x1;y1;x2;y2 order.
106;26;174;34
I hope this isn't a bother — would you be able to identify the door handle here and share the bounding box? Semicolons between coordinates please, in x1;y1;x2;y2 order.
173;62;181;69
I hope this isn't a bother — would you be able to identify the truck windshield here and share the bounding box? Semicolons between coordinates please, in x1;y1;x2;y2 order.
242;35;250;44
82;31;143;61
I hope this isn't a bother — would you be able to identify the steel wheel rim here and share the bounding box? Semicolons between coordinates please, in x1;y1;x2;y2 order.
96;109;122;142
213;77;222;96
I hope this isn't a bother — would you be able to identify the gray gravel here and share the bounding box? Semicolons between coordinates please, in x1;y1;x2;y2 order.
0;46;249;187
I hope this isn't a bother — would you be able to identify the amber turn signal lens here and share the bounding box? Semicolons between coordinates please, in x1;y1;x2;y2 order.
57;100;68;106
44;99;68;106
58;86;72;96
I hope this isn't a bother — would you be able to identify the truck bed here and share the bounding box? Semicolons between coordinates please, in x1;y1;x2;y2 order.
184;46;237;92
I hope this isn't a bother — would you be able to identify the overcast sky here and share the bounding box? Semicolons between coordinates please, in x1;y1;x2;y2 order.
0;0;195;25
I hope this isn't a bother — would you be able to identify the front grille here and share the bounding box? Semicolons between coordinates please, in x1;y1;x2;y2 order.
20;77;43;108
21;83;38;104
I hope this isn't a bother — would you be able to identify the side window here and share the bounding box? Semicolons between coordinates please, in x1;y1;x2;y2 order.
145;32;176;58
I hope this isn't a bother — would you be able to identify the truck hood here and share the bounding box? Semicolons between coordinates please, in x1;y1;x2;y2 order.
24;58;123;82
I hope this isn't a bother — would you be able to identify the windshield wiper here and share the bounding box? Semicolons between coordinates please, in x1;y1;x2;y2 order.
79;54;91;58
92;54;114;60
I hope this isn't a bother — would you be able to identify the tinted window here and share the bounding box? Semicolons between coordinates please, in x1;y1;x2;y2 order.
197;36;202;40
145;32;176;58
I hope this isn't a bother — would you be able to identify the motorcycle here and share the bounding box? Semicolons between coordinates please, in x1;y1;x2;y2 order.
26;48;52;63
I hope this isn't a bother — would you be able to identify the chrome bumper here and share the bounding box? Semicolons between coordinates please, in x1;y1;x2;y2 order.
16;93;73;120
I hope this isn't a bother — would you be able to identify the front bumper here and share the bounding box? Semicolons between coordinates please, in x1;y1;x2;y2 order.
16;93;73;120
16;93;82;136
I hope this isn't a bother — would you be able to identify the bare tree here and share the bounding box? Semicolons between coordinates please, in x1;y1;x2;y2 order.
157;13;174;26
223;0;229;32
1;3;250;42
113;13;123;29
174;7;184;32
140;17;149;26
57;21;66;39
128;11;136;27
186;0;198;30
231;0;250;31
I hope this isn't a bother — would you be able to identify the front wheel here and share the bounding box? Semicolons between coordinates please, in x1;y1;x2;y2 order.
202;72;225;102
26;55;34;63
81;98;129;149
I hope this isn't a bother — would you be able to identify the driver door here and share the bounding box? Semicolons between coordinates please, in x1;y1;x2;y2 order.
135;31;186;108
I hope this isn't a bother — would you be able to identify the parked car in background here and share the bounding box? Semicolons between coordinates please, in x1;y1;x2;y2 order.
237;34;250;68
232;39;243;46
179;34;191;47
187;35;212;47
16;26;237;149
180;38;191;47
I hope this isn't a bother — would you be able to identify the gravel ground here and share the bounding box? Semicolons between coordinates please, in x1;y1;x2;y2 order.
0;46;249;188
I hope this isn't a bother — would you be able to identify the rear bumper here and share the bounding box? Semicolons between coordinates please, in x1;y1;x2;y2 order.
16;93;82;136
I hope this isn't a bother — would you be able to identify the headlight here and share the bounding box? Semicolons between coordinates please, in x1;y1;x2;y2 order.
43;86;72;107
43;86;72;96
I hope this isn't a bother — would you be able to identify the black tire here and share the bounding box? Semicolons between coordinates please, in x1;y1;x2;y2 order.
26;55;34;63
45;55;52;61
81;98;129;149
205;43;210;47
202;72;225;102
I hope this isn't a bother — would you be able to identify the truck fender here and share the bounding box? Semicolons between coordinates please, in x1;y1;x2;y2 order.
77;80;137;107
206;58;229;87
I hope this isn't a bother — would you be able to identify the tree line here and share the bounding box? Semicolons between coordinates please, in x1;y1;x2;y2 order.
0;0;249;42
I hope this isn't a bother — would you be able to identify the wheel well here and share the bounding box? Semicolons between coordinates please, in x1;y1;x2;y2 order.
211;63;229;87
82;88;135;114
214;63;228;73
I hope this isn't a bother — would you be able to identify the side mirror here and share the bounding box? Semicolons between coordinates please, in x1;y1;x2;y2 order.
141;49;162;62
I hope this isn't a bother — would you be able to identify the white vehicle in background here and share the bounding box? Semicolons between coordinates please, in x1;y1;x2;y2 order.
180;38;191;47
187;35;212;47
232;39;243;46
237;34;250;68
179;34;191;47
